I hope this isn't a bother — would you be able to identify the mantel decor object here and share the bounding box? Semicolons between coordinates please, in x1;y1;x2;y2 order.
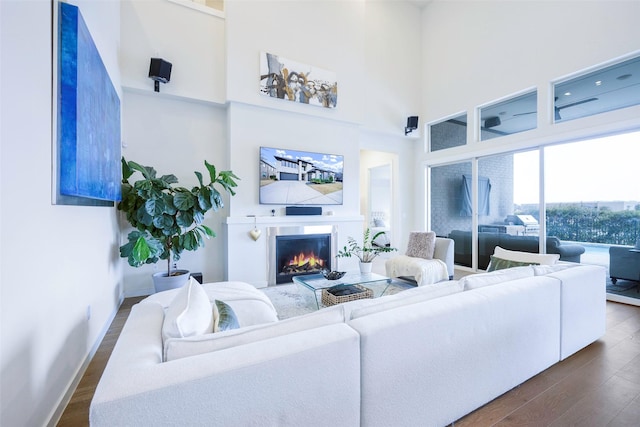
249;217;261;241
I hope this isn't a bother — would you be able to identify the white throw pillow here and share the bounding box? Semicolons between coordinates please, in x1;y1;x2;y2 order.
405;231;436;260
164;303;345;361
162;277;214;343
493;246;560;266
459;266;534;290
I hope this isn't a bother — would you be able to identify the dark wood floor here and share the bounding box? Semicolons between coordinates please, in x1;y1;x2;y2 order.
457;301;640;426
58;299;640;426
57;296;144;426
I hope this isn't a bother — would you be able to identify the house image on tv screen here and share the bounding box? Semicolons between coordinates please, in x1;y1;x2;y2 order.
259;146;343;205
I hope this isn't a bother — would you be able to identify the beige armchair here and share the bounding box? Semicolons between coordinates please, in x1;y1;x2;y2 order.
385;235;454;286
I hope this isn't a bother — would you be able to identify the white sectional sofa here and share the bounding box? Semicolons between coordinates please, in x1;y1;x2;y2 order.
90;263;605;427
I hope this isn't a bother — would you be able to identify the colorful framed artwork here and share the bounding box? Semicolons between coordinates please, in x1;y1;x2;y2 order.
54;1;121;206
259;52;338;109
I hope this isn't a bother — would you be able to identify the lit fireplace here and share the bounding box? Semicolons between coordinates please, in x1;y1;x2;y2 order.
268;225;337;285
282;250;325;274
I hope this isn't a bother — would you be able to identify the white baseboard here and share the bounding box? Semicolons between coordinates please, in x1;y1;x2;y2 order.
47;294;124;426
607;292;640;307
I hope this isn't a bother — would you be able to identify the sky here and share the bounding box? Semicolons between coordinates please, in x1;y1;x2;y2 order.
513;130;640;204
261;146;344;173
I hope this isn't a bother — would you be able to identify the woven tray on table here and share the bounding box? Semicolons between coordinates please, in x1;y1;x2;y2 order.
321;284;373;306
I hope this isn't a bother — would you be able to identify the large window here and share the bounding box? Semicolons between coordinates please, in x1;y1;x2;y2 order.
472;151;540;270
426;53;640;305
430;131;639;286
543;132;640;247
554;56;640;123
479;91;537;141
429;114;467;152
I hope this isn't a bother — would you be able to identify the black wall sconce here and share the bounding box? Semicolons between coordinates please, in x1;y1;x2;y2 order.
405;116;419;135
148;58;172;92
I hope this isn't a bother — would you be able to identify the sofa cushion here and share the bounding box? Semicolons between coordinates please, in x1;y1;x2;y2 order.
146;281;279;328
487;256;539;272
162;277;214;342
459;266;534;290
532;263;577;276
213;300;240;332
349;280;464;319
164;303;346;361
493;246;560;265
406;231;436;259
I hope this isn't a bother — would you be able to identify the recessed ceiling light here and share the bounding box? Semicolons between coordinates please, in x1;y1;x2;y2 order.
617;74;632;80
595;80;602;86
564;92;571;96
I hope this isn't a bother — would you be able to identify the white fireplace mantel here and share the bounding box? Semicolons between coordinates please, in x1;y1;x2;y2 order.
225;214;364;288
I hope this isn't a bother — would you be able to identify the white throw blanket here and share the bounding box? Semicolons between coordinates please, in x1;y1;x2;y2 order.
385;255;449;286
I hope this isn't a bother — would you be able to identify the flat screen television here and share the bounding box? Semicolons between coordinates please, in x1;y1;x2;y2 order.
259;146;344;205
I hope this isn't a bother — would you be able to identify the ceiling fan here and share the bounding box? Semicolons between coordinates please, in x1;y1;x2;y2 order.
553;97;598;120
513;97;599;120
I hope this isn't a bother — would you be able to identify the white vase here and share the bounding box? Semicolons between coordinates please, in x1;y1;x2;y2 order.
152;269;190;293
359;261;373;274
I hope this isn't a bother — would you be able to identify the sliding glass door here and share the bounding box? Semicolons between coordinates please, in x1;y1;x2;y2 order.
429;162;473;268
543;131;640;302
474;151;541;270
428;130;639;302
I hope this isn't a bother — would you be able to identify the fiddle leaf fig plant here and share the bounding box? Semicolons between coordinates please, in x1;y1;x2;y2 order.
118;157;239;276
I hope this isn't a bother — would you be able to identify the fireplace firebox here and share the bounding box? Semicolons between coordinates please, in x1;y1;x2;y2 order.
268;226;337;285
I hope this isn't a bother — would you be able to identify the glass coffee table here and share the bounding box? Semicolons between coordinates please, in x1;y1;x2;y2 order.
293;272;393;310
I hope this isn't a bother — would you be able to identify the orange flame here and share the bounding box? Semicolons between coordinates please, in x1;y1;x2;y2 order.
287;251;324;267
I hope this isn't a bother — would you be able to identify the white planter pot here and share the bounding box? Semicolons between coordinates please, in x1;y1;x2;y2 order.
359;261;373;274
152;269;190;293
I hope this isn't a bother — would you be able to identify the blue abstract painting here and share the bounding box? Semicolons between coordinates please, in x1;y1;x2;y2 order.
57;2;121;204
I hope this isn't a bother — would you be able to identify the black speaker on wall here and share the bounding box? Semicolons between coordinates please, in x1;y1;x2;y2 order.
286;206;322;216
149;58;172;82
149;58;172;92
405;116;419;135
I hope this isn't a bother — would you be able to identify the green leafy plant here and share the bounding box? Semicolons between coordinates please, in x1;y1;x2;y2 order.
337;228;396;263
118;157;239;276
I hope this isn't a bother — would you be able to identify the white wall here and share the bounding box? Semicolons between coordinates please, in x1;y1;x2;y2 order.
0;1;122;426
120;91;230;295
224;0;366;220
119;0;229;295
223;0;423;226
421;1;640;150
118;0;414;288
418;0;640;234
227;102;362;217
225;0;366;125
360;0;424;251
363;0;422;133
120;0;226;103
